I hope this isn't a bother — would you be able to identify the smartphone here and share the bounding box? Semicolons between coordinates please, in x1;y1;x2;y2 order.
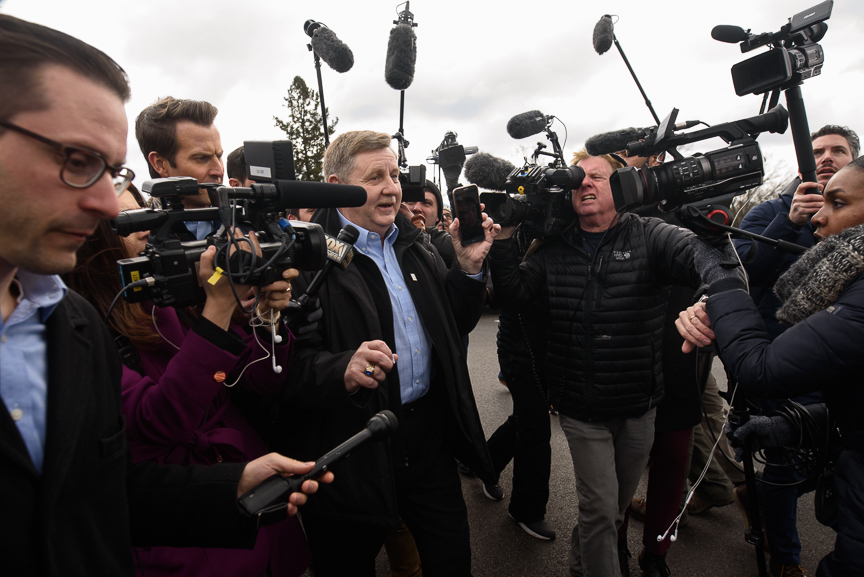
450;184;485;246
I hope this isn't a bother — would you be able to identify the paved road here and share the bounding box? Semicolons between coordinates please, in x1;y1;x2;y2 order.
372;308;836;576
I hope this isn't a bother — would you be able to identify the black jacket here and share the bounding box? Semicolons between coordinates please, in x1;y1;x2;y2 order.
0;291;255;577
272;210;494;527
709;278;864;440
489;213;699;420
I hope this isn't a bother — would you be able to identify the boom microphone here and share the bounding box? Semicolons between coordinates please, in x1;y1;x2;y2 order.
385;24;417;90
305;20;354;73
296;224;360;306
506;111;550;140
593;15;615;55
237;410;398;517
464;153;516;192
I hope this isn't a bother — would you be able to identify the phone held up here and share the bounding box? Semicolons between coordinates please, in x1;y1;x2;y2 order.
450;184;485;246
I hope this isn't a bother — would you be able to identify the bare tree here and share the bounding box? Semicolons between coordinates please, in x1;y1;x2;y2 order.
730;156;795;227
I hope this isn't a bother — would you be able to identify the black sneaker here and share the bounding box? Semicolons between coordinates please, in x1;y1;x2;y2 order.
508;513;556;540
455;460;475;477
482;482;504;501
618;539;632;577
638;548;671;577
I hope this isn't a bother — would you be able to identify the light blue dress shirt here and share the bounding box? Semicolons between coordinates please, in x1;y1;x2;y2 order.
338;212;433;405
0;272;66;473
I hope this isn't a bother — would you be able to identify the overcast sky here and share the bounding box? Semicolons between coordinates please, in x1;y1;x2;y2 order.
4;0;863;203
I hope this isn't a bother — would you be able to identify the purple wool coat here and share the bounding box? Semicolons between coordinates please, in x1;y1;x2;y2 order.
121;304;309;577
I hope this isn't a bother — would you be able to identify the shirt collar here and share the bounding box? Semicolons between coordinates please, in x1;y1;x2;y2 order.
336;210;399;253
12;271;67;322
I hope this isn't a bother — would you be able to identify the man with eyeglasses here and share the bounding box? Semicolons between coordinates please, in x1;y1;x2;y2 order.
0;15;328;576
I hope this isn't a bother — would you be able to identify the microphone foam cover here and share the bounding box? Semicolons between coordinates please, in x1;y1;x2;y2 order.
385;24;417;91
464;153;515;192
585;127;647;156
311;27;354;73
506;110;547;140
593;15;614;55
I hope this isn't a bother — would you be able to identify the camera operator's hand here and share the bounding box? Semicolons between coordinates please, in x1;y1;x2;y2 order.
451;206;501;275
675;301;715;354
495;225;516;240
255;268;300;315
199;242;254;331
724;415;795;462
237;453;334;516
345;340;397;394
789;180;824;226
690;236;747;293
282;297;323;343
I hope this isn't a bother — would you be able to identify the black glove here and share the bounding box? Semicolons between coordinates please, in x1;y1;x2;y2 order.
725;415;794;461
690;236;746;293
282;297;322;343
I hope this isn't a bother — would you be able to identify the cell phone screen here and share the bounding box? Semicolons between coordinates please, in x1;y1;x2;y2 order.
450;184;484;246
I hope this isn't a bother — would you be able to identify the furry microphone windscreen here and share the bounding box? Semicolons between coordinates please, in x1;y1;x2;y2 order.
464;153;516;192
311;27;354;73
385;24;417;90
585;127;647;156
506;111;548;140
593;15;614;55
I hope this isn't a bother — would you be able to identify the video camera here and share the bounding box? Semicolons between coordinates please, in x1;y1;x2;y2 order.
610;105;789;227
482;114;583;238
427;131;478;193
112;141;366;308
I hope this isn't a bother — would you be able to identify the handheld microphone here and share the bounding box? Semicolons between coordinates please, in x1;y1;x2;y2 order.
237;410;399;517
593;15;615;55
296;224;360;307
506;111;550;140
385;23;417;90
305;20;354;73
464;153;516;192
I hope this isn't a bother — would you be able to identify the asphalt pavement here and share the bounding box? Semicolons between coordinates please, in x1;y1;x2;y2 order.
372;308;837;576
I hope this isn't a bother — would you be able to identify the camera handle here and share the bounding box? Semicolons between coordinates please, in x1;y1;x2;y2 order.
725;371;769;577
784;84;818;184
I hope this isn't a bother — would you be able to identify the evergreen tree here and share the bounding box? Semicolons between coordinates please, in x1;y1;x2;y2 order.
274;76;338;182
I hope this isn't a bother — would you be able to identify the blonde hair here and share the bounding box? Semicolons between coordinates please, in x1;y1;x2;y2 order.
323;130;394;182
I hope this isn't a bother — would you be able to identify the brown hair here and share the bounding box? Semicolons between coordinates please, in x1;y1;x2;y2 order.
0;15;130;122
135;96;218;178
226;145;246;181
63;184;161;350
811;125;860;159
322;130;394;183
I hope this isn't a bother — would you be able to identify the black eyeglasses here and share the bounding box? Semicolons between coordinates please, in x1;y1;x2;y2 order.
0;118;134;194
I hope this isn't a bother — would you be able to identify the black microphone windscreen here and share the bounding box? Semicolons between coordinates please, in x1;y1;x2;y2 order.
311;27;354;73
385;24;417;90
337;223;360;244
368;410;399;439
585;127;648;156
506;111;547;140
274;180;366;209
593;16;614;55
711;25;748;44
463;153;515;192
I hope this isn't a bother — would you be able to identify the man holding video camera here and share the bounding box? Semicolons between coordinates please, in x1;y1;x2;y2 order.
271;130;498;577
678;155;864;577
0;15;328;576
135;96;224;240
489;150;700;577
